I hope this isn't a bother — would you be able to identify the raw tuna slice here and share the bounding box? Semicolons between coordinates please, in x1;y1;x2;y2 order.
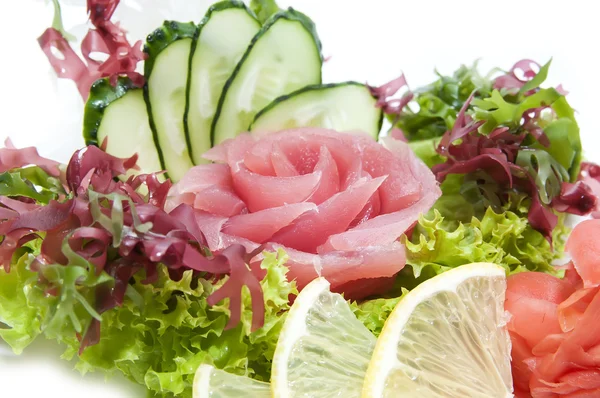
307;146;341;205
260;241;406;298
270;143;299;177
193;211;228;252
222;202;316;243
270;176;386;253
165;164;246;216
170;128;441;300
232;165;321;212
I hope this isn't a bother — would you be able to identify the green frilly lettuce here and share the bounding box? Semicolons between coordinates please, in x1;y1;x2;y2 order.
352;175;569;336
0;248;295;398
0;245;43;354
405;207;567;280
351;295;403;338
393;61;494;142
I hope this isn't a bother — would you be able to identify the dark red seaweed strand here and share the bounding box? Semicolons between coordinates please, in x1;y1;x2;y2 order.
368;74;414;116
38;0;146;100
0;138;61;177
493;59;541;93
437;92;484;155
0;140;265;350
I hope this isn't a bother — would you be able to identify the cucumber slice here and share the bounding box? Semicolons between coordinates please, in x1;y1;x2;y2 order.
250;82;383;139
185;1;260;164
83;77;163;175
144;21;197;181
211;8;322;145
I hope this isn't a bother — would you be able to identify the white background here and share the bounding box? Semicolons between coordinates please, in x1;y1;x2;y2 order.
0;0;599;396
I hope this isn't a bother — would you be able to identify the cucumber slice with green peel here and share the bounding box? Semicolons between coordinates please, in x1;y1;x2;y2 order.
144;21;197;181
250;82;383;139
211;8;322;146
83;77;163;175
185;1;260;164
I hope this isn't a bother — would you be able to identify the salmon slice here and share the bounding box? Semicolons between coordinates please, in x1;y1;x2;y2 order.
566;219;600;288
506;272;573;348
506;220;600;397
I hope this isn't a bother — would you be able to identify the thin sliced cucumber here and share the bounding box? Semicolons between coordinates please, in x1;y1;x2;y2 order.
185;1;260;164
144;21;197;181
211;8;322;146
250;82;383;139
83;77;163;175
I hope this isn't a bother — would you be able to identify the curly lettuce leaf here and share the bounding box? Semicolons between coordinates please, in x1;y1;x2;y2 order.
350;192;568;334
350;294;404;337
0;248;294;398
408;137;445;168
404;204;567;283
0;244;42;354
393;61;493;141
399;61;582;185
0;167;64;204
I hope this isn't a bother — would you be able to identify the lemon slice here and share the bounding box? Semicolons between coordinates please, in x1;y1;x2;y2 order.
271;277;377;397
362;262;513;398
193;364;270;398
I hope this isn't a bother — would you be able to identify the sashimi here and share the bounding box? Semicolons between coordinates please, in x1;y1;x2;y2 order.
169;128;440;300
510;333;535;397
505;219;600;397
165;163;240;214
270;176;386;253
192;186;247;217
222;202;316;243
231;165;322;212
365;136;425;212
557;287;597;333
505;273;571;348
566;219;600;287
259;241;406;298
193;211;228;252
306;146;340;204
270;142;299;177
169;164;232;195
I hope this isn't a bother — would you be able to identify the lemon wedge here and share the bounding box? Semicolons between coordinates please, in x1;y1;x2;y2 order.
193;364;270;398
271;277;377;397
362;262;513;398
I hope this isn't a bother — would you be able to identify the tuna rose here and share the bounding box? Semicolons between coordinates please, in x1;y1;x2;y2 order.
167;128;440;299
506;219;600;397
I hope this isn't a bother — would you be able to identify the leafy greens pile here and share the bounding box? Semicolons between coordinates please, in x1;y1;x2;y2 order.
1;0;599;395
354;60;595;335
379;59;591;241
0;141;291;397
1;243;294;397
